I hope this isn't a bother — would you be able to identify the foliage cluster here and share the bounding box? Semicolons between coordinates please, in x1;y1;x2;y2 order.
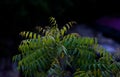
13;17;120;77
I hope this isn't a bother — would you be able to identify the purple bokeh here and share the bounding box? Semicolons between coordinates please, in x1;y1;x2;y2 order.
96;16;120;31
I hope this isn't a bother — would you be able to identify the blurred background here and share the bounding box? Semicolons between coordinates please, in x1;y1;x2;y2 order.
0;0;120;77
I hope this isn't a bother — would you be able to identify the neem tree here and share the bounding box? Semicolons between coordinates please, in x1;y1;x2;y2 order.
13;17;120;77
